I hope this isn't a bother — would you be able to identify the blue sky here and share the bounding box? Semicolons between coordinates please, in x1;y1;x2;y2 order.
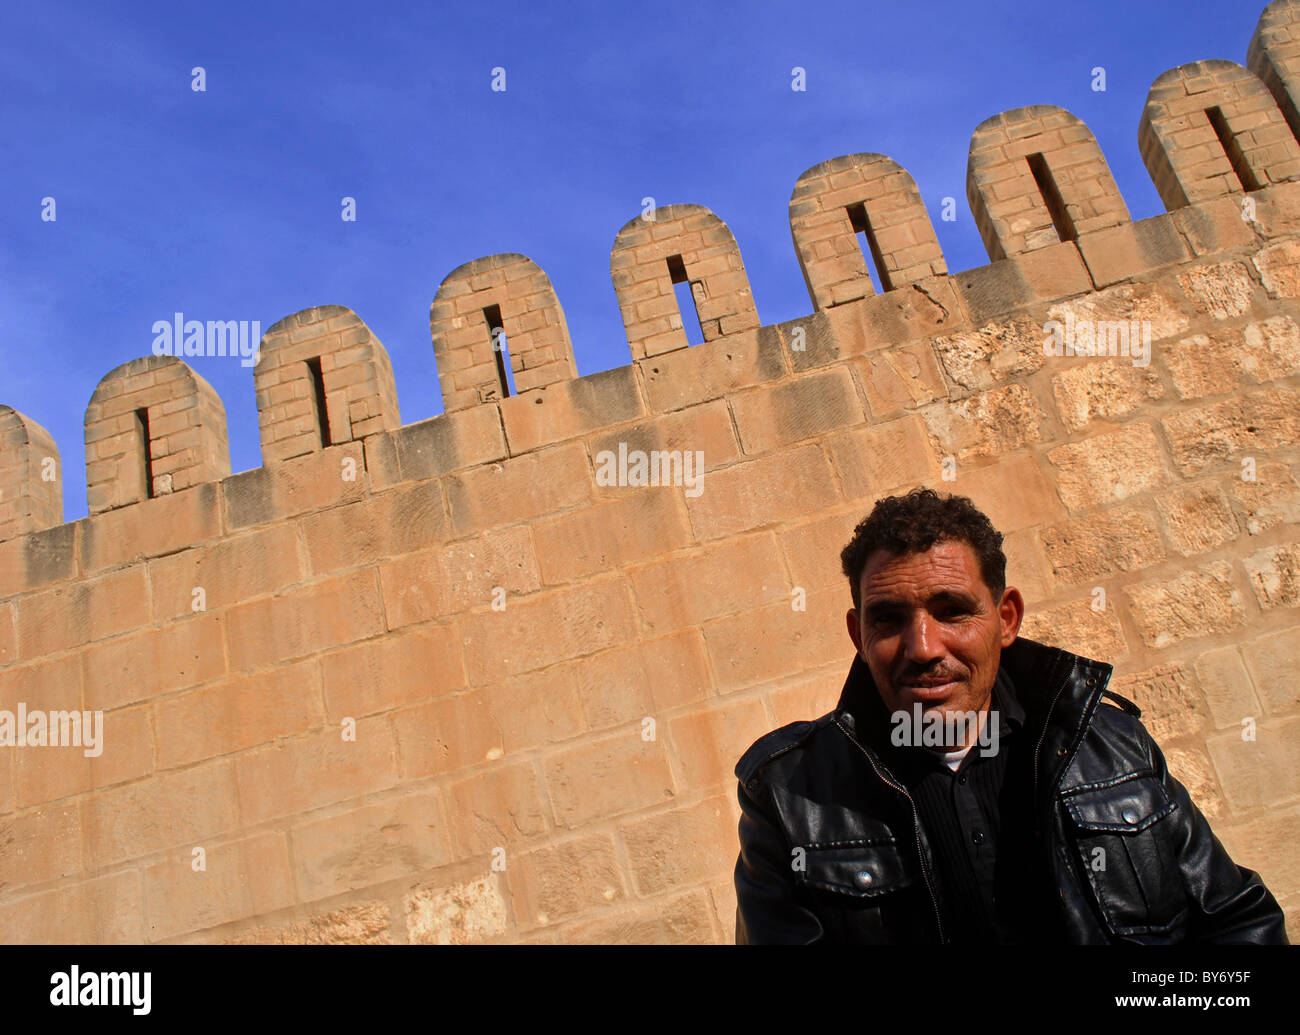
1;0;1264;521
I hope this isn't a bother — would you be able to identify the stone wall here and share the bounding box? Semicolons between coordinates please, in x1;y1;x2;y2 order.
1;0;1299;944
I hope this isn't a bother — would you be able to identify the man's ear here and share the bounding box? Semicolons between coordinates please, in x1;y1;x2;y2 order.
846;608;863;655
998;587;1024;647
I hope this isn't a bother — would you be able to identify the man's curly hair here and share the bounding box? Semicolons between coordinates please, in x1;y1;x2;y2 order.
839;488;1007;610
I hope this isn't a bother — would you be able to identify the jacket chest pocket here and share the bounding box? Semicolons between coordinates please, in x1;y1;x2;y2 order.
795;841;915;899
1063;775;1187;938
792;840;931;942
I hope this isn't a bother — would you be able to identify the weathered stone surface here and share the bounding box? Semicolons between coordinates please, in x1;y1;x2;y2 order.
854;342;947;418
229;902;392;945
1123;562;1247;649
1253;238;1300;297
1040;506;1165;583
405;876;509;945
1231;461;1300;535
1176;261;1256;320
1162;318;1300;399
921;384;1047;462
1161;388;1300;476
1018;598;1127;662
1045;282;1191;345
1243;540;1300;610
1048;423;1169;509
1050;362;1164;432
932;319;1045;391
1109;664;1209;742
1155;483;1239;557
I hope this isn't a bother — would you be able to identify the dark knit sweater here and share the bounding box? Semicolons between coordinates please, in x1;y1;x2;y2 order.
867;668;1061;943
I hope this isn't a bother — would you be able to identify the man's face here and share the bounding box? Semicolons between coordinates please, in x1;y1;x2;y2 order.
845;540;1023;735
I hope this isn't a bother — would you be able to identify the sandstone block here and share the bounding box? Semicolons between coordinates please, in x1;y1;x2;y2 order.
1155;483;1240;557
1123;561;1247;649
621;795;736;896
1018;597;1127;662
291;789;454;901
446;762;548;857
1048;423;1168;509
508;833;625;930
321;623;465;722
1243;540;1300;610
1039;505;1165;584
729;367;865;456
144;833;294;941
1194;645;1264;729
405;876;508;945
234;717;399;825
543;731;674;829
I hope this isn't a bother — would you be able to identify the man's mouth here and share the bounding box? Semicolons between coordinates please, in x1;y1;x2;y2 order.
895;678;962;701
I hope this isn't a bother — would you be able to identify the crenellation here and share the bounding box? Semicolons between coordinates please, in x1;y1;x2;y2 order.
432;254;577;411
790;153;947;309
83;355;230;517
0;405;62;542
611;204;759;359
1140;60;1300;210
1251;0;1300;144
255;305;400;463
968;106;1130;261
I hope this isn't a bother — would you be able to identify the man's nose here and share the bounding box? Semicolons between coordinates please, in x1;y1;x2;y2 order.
900;612;943;662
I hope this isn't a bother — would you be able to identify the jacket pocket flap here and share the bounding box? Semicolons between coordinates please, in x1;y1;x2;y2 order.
796;842;914;898
1064;777;1176;833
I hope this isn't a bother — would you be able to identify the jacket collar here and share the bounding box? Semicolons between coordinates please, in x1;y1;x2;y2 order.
834;636;1114;800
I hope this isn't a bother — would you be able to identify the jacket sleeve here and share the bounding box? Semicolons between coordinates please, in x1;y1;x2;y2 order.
733;776;825;944
1148;732;1289;944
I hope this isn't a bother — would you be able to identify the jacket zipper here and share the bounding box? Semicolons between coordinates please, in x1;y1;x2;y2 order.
835;718;946;945
1032;664;1106;939
1034;665;1101;803
1032;678;1068;805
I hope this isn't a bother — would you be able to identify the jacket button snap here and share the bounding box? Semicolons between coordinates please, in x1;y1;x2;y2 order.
971;830;985;846
1122;807;1140;825
855;870;873;887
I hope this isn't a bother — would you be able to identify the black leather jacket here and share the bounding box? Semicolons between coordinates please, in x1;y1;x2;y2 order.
733;636;1288;944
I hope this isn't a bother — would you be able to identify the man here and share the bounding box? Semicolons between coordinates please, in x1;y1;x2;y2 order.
733;488;1288;944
